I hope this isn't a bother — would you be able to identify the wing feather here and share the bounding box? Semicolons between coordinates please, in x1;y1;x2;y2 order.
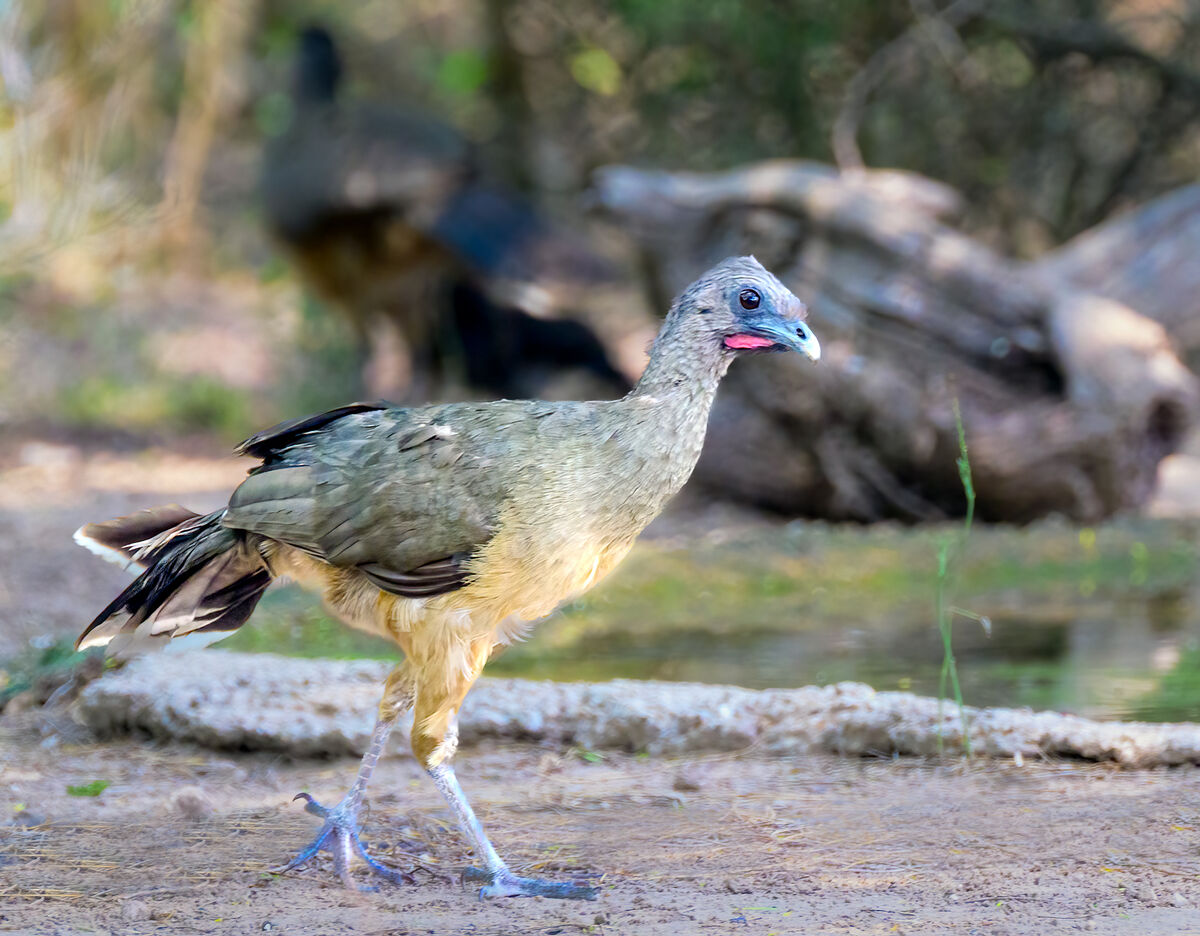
222;402;557;595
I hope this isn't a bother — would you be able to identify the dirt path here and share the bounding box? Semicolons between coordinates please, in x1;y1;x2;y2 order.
3;712;1200;935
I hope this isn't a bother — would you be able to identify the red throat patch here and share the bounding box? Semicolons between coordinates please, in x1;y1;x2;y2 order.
723;334;777;350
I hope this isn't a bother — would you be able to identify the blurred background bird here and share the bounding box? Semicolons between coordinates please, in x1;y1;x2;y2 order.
260;25;629;403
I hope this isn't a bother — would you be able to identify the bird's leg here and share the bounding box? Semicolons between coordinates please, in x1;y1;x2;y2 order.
427;760;598;900
279;666;415;889
413;663;599;901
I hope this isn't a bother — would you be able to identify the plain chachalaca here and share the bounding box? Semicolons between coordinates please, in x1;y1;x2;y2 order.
74;257;819;900
261;26;626;401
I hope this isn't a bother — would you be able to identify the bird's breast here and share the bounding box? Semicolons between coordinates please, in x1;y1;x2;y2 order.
445;527;635;631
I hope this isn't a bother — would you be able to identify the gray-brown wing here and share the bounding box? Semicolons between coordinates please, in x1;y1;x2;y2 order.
222;402;551;596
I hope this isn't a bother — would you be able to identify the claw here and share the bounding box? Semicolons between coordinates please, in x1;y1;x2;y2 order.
353;834;416;885
279;791;412;888
292;792;330;818
463;866;599;901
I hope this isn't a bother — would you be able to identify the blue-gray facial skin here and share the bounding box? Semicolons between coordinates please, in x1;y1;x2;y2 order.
725;285;820;360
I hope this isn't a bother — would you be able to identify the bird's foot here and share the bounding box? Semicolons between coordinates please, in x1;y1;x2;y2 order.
277;792;414;890
463;866;599;900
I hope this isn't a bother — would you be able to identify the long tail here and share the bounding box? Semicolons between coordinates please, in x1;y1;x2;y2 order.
75;507;272;653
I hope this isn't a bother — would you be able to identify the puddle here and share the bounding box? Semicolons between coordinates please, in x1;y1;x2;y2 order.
225;518;1200;722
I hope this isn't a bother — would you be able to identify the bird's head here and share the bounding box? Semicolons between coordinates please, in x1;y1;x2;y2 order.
677;256;820;363
294;25;343;104
636;256;819;397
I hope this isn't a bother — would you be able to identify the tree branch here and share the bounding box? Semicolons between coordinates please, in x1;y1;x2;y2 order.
832;0;986;170
994;16;1200;99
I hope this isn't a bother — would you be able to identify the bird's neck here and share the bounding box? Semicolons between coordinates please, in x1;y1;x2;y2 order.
617;317;733;508
631;311;731;409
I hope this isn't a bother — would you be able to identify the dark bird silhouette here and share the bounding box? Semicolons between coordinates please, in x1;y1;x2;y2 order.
74;257;819;900
260;26;627;401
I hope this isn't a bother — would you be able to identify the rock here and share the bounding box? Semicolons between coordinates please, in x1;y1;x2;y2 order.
74;650;1200;766
3;690;37;715
120;900;151;922
170;785;214;822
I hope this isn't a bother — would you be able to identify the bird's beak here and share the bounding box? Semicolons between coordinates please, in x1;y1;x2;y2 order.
726;318;821;362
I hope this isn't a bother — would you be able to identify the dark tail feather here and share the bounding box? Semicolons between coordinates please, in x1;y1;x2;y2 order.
73;504;201;571
75;509;272;652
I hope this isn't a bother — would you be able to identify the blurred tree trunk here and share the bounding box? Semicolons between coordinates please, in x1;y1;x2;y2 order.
594;161;1197;522
483;0;534;193
160;0;256;256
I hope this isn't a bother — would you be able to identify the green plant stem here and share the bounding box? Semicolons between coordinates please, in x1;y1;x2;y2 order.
937;399;976;758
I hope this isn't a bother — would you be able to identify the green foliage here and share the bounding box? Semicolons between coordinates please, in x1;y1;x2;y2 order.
570;47;622;96
66;780;111;797
0;272;32;315
273;294;362;418
58;375;251;440
0;638;91;710
602;0;881;167
166;377;252;437
1127;645;1200;722
255;92;295;138
437;50;490;96
221;587;399;660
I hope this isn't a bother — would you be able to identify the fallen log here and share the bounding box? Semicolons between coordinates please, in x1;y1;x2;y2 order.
593;161;1197;521
76;651;1200;767
1036;184;1200;368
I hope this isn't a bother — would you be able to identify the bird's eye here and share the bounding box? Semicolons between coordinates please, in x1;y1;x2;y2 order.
738;288;761;311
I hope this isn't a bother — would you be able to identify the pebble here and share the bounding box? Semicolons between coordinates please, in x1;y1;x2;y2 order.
2;691;36;715
1127;884;1157;904
120;900;151;923
171;785;215;822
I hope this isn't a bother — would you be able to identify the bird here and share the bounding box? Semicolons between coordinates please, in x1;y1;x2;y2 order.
73;257;819;900
260;25;627;402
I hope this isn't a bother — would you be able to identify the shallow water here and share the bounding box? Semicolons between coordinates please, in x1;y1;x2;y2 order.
228;518;1200;722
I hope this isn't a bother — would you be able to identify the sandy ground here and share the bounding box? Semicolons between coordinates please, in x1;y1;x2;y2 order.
3;709;1200;936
